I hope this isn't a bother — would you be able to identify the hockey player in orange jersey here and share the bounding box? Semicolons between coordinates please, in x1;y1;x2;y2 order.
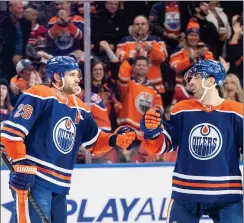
140;59;243;222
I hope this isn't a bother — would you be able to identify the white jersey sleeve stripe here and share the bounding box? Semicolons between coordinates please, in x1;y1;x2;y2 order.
5;121;29;135
82;128;101;148
173;172;242;181
26;155;73;174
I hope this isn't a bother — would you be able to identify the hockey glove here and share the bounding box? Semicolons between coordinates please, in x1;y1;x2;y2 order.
140;107;164;140
10;160;37;191
109;126;137;150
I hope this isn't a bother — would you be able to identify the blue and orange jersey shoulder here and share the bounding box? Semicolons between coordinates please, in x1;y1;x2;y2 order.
171;99;201;115
1;85;89;161
171;98;243;117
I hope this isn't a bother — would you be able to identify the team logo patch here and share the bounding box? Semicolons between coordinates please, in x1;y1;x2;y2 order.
189;123;222;160
135;92;153;114
53;117;76;154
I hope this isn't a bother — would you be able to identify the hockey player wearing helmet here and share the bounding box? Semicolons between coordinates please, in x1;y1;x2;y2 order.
1;56;137;223
140;59;243;222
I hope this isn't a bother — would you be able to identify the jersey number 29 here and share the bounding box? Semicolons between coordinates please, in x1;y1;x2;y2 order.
14;104;33;120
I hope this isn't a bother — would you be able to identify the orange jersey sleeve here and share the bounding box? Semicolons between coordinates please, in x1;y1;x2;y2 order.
118;59;132;100
88;131;113;155
148;41;167;63
116;42;130;62
170;48;193;74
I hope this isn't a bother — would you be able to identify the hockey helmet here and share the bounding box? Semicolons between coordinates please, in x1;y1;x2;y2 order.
46;56;80;80
184;60;226;87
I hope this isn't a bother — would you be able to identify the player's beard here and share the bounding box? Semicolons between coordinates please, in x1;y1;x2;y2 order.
63;85;76;95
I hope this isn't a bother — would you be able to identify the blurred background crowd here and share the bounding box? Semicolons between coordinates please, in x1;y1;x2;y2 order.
0;0;243;164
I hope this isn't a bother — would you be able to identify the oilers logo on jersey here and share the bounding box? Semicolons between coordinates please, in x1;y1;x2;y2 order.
135;92;153;114
189;123;223;160
53;117;76;154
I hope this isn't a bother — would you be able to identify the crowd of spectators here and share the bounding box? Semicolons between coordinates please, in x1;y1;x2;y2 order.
0;0;243;164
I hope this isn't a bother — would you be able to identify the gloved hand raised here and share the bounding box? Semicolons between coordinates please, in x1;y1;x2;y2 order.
109;126;137;150
140;107;164;140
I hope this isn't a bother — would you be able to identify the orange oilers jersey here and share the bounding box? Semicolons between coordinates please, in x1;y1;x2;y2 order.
170;47;214;76
116;35;167;93
1;85;114;194
48;15;83;39
48;14;83;55
143;99;243;203
117;59;163;131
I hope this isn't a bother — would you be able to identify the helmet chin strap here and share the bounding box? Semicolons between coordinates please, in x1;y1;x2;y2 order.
52;78;84;120
52;77;65;91
198;78;216;103
72;93;84;120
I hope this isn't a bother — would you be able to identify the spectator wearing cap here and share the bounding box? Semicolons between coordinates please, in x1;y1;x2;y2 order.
0;78;13;124
170;18;214;83
24;6;47;49
10;59;42;97
47;1;83;56
193;1;222;58
0;0;31;81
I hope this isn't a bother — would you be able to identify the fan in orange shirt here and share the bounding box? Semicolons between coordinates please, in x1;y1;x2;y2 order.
170;18;214;83
10;59;42;96
117;51;163;132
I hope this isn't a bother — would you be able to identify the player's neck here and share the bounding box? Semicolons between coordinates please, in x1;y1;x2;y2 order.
200;90;223;106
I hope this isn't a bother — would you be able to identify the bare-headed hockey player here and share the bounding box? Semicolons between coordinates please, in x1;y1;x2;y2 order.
0;56;137;223
140;60;243;223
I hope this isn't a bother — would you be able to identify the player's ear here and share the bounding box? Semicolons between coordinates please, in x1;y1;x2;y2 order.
53;73;61;83
208;76;215;86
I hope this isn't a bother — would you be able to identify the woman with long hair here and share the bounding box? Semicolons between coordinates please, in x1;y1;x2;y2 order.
0;78;13;126
223;73;243;102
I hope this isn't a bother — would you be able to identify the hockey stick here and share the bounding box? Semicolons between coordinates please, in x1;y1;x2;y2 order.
0;150;50;223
